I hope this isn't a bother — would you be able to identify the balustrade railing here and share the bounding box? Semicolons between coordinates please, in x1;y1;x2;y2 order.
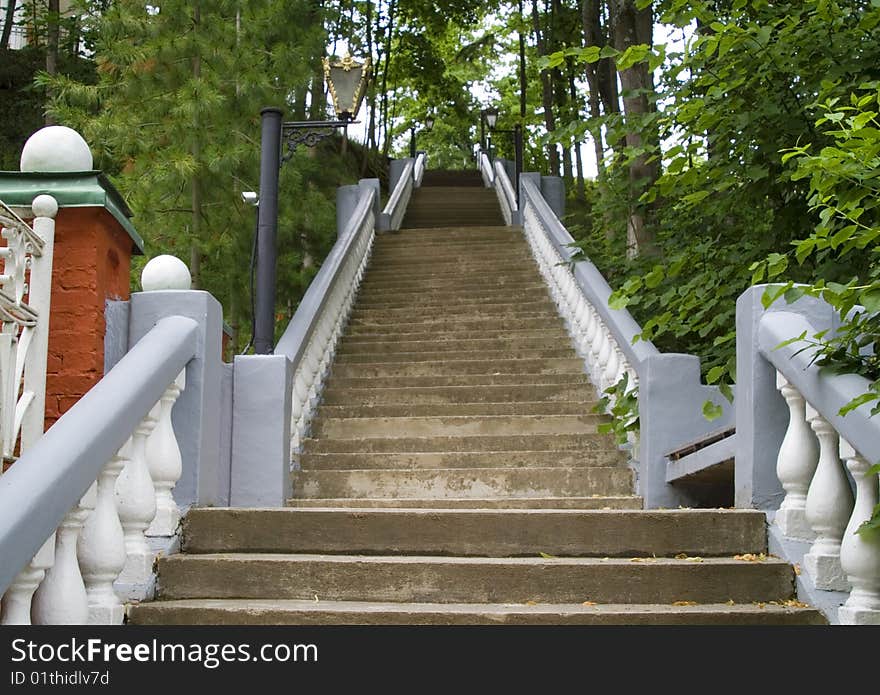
493;160;517;226
755;305;880;624
413;151;426;188
275;182;378;464
478;150;494;187
0;314;197;624
381;159;415;232
519;176;658;426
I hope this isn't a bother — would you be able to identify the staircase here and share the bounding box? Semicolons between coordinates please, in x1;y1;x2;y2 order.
129;170;825;626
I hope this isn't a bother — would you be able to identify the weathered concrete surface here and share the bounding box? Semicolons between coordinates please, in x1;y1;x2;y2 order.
310;414;603;439
321;383;594;405
314;402;598;418
182;509;768;557
291;466;634;500
299;450;623;470
129;599;825;625
302;433;618;454
156;554;796;604
286;496;642;509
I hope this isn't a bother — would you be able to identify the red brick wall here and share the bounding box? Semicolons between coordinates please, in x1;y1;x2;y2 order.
45;207;133;429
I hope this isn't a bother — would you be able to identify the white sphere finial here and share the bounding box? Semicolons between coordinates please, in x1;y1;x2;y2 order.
141;255;192;291
31;195;58;219
20;126;94;172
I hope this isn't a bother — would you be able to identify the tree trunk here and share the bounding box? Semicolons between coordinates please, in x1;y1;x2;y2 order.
190;2;203;288
360;0;376;176
1;0;17;49
609;0;658;257
518;0;527;119
568;65;586;201
44;0;59;124
379;0;396;157
531;0;559;175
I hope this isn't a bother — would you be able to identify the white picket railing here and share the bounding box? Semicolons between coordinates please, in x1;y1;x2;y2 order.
0;313;196;624
276;184;377;462
759;309;880;624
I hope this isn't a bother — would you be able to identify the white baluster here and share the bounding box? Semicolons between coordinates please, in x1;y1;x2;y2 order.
603;344;621;394
290;368;309;454
1;536;54;625
595;331;613;393
78;447;127;624
804;404;854;591
146;370;185;537
774;373;819;539
838;440;880;624
115;404;160;588
31;490;94;624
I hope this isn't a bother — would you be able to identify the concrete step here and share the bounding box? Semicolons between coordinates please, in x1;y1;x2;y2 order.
298;450;624;470
368;249;531;262
333;348;575;364
337;335;567;354
155;554;798;605
349;306;559;321
347;316;565;333
180;509;767;557
320;383;594;406
290;466;634;499
286;496;643;509
341;327;570;343
313;403;598;419
324;374;593;389
310;414;603;439
301;433;616;454
329;358;585;379
362;266;534;281
129;598;825;626
353;291;551;309
357;275;542;292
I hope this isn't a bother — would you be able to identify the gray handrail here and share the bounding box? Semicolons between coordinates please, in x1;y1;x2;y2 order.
0;315;199;595
274;186;376;367
381;159;415;231
493;159;517;224
413;152;427;187
759;310;879;464
520;177;659;372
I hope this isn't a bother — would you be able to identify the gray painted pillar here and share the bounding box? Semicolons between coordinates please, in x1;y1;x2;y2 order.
129;290;225;508
104;299;130;373
359;178;381;228
518;172;542;226
734;286;837;509
541;176;565;220
230;354;293;507
336;184;360;238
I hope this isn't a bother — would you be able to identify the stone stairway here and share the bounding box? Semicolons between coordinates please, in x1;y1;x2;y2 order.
129;170;825;625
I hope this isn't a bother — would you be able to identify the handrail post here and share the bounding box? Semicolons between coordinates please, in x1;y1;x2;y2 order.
254;107;283;355
514;124;523;207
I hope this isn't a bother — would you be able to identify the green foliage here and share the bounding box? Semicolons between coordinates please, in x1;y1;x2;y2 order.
36;0;374;351
595;373;639;445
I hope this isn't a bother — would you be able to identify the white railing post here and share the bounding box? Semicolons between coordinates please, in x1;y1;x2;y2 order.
78;446;129;624
838;439;880;624
0;537;53;625
804;404;854;591
31;489;94;624
146;370;186;537
774;373;819;539
115;404;160;589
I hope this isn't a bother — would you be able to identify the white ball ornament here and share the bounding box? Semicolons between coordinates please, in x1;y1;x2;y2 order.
141;255;192;291
20;126;94;172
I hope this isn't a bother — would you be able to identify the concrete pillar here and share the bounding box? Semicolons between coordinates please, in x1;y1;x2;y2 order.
541;176;565;220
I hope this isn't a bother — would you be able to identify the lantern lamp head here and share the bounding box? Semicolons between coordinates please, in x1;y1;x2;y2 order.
323;54;372;121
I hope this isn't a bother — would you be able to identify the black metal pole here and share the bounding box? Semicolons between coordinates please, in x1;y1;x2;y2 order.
514;124;523;206
488;135;493;164
479;115;485;151
409;127;416;158
254;107;283;355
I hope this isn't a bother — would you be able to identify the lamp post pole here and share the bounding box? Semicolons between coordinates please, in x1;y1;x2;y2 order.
254;107;283;355
409;126;417;158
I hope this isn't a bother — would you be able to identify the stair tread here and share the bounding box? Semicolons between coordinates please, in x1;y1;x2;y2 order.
286;497;643;509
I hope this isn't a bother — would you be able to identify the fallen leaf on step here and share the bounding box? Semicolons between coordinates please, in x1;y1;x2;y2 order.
674;553;688;559
734;553;767;562
754;602;766;609
582;601;597;606
539;552;556;559
725;599;735;606
686;557;703;562
672;601;698;606
314;595;319;602
629;557;656;563
778;599;809;608
794;563;802;576
525;600;538;606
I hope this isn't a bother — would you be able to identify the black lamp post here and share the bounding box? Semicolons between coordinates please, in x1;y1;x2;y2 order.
485;108;523;206
253;54;371;355
409;114;435;159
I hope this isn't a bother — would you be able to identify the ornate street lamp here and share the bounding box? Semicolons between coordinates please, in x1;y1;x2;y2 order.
253;54;372;354
323;54;372;122
409;114;436;158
